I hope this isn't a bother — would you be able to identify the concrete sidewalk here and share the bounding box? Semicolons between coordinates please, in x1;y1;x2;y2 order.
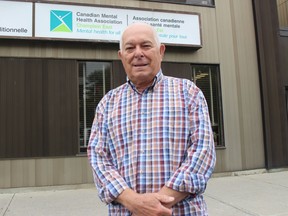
1;169;288;216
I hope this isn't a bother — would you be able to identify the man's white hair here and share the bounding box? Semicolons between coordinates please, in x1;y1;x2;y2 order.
119;22;161;51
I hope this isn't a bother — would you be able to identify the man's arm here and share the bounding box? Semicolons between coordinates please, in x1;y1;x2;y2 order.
158;186;189;208
161;87;216;205
87;99;130;204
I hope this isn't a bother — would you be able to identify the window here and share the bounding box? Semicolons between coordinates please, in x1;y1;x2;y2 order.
78;62;112;152
141;0;214;6
161;62;224;147
277;0;288;36
78;61;224;150
191;65;224;147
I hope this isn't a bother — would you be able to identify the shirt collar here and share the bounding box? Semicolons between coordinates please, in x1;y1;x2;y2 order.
127;70;163;93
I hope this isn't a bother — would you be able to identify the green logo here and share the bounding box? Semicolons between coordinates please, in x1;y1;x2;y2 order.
50;10;72;32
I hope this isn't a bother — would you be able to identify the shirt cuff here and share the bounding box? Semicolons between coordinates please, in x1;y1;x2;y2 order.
97;178;130;204
165;171;207;195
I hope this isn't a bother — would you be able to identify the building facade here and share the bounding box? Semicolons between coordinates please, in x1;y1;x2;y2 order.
0;0;287;188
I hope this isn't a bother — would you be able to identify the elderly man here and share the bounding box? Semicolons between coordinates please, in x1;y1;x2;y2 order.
88;22;216;216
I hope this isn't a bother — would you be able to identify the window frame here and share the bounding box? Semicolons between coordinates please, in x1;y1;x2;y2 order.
140;0;215;7
277;0;288;36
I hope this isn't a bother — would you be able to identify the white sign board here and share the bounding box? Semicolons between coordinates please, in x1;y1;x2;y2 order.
0;1;33;37
35;3;201;46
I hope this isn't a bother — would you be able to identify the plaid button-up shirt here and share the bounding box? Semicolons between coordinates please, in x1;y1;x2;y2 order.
88;71;216;215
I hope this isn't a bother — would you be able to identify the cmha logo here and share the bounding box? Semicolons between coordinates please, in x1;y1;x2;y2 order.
50;10;73;32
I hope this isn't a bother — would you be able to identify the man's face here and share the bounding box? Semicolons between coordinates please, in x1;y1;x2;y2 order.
118;24;165;88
